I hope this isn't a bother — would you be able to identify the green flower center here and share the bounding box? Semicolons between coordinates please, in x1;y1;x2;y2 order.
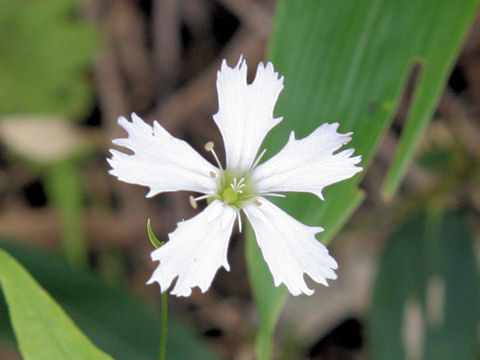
216;171;255;208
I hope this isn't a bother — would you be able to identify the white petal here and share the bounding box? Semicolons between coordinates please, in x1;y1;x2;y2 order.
244;198;338;296
107;113;217;197
213;58;284;171
252;123;362;200
147;200;236;297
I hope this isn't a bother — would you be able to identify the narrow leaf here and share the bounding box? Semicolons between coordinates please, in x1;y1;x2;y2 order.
147;218;163;248
0;249;113;360
247;0;480;358
0;239;220;360
381;0;479;199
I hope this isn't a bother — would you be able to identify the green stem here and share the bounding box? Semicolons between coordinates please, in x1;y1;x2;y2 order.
44;161;87;267
147;220;168;360
159;292;168;360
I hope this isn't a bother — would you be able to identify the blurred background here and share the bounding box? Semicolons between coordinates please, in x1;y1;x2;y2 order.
0;0;479;359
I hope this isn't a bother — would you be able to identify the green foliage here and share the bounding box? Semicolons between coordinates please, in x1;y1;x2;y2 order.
0;0;97;118
369;211;480;360
417;147;453;173
0;240;221;360
0;0;98;269
246;228;287;360
44;160;87;267
0;248;113;360
247;0;479;358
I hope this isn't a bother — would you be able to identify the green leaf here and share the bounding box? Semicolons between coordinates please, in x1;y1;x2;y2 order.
368;210;480;360
0;249;113;360
147;219;164;248
247;0;479;358
381;1;479;199
0;239;221;360
0;0;97;118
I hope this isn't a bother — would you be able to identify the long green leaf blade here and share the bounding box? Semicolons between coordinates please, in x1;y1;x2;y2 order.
247;0;479;358
381;1;479;199
0;249;113;360
0;240;220;360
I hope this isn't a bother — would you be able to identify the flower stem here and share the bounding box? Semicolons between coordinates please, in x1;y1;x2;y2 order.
44;161;87;267
146;219;168;360
159;292;168;360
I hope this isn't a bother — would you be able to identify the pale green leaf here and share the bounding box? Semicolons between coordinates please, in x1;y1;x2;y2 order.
0;249;113;360
0;239;220;360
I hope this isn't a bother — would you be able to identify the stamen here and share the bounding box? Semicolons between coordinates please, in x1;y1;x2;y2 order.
237;212;243;232
230;177;246;194
230;183;242;192
189;195;198;209
194;194;211;201
204;141;223;169
189;193;216;208
253;199;262;206
209;171;217;178
204;141;214;152
262;192;286;198
251;148;267;169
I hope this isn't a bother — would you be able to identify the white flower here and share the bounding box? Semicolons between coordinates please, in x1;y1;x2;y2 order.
107;58;362;297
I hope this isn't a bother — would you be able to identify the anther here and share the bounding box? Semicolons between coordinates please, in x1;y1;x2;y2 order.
189;195;198;209
204;141;223;169
253;199;262;206
204;141;214;152
209;171;217;178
